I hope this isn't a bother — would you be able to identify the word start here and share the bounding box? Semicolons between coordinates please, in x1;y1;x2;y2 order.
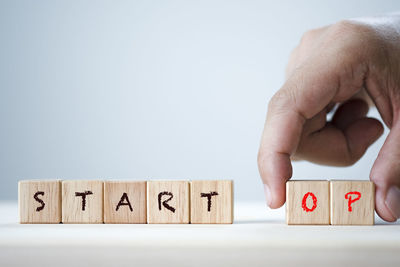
19;180;233;224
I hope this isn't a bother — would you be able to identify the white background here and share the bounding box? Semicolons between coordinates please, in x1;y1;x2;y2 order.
1;0;399;201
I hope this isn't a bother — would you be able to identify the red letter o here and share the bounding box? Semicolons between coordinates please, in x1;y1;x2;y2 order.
302;192;317;212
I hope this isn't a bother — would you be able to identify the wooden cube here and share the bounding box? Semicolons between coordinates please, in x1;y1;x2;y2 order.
147;181;189;224
62;180;103;223
330;180;375;225
286;180;330;225
190;180;233;224
18;180;61;224
104;181;147;223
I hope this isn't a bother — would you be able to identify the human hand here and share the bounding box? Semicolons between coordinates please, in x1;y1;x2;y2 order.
258;15;400;222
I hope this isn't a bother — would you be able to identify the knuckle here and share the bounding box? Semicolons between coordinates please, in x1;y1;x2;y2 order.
331;20;358;33
257;150;266;168
331;20;363;35
300;30;314;44
299;28;320;46
328;20;375;44
268;88;296;113
321;20;378;69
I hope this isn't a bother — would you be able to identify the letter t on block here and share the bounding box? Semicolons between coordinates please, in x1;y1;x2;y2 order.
190;180;233;224
62;180;104;223
330;180;375;225
286;180;330;225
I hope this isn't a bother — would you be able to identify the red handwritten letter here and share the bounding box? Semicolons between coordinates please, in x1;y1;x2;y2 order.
345;191;361;212
302;192;317;212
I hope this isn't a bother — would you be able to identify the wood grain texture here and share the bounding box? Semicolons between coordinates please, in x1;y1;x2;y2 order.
62;180;103;224
147;181;189;224
104;181;147;223
190;180;233;224
286;180;330;225
18;180;61;224
330;180;375;225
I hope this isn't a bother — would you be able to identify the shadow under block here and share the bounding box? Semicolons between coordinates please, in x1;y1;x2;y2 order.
190;180;233;224
62;180;104;223
18;180;61;224
147;181;189;224
330;181;375;225
104;181;147;223
286;180;330;225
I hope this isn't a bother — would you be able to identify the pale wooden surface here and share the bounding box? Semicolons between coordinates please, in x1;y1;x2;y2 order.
286;180;330;225
18;180;61;224
330;180;375;225
190;180;233;224
147;181;190;224
62;180;104;223
104;181;147;223
1;201;400;267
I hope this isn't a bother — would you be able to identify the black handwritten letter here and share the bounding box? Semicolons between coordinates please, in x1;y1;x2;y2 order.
116;192;133;212
75;191;93;211
200;192;219;212
34;191;45;212
158;191;175;213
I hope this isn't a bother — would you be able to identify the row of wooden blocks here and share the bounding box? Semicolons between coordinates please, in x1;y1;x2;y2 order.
19;180;233;224
286;180;375;225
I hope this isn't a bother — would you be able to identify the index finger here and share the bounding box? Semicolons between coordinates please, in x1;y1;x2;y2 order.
258;59;359;208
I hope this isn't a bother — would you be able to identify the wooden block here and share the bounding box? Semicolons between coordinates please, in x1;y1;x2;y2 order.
104;181;147;223
190;180;233;224
62;180;103;223
330;180;375;225
286;180;330;225
147;181;189;224
18;180;61;224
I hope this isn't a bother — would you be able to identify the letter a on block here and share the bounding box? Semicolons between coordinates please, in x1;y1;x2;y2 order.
147;181;189;224
19;180;61;224
286;180;330;225
104;181;147;224
330;180;374;225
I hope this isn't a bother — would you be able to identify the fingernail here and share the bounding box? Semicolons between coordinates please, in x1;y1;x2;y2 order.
385;186;400;220
263;184;272;207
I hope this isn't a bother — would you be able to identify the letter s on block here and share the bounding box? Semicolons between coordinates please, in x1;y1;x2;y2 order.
302;192;317;212
34;191;45;212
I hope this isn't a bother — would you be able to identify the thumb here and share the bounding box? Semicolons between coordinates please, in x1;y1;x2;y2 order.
370;120;400;222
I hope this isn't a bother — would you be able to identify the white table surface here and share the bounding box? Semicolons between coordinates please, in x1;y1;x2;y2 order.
0;201;399;267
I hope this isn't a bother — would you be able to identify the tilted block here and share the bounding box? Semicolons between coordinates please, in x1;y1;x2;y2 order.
62;180;103;223
286;180;330;225
19;180;61;224
147;181;189;224
190;180;233;224
104;181;147;223
330;180;375;225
